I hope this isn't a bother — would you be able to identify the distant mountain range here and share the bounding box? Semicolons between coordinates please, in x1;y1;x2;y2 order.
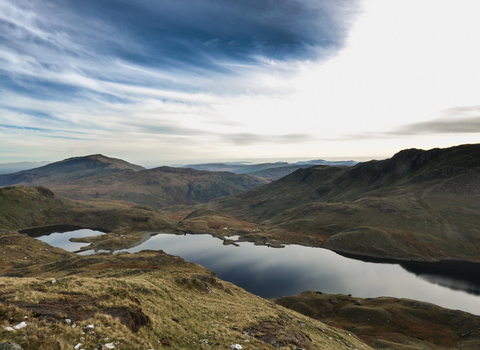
0;154;267;208
183;159;357;180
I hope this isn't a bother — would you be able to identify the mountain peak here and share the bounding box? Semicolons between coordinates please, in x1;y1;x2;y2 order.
0;154;144;186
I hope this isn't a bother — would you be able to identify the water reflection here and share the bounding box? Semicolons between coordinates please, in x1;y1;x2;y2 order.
113;233;480;315
27;229;480;315
400;261;480;296
336;251;480;296
27;228;106;252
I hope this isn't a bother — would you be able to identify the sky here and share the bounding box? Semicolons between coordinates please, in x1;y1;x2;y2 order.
1;0;480;166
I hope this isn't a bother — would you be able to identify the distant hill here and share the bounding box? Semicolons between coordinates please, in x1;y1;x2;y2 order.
183;159;357;180
187;143;480;262
0;154;144;185
0;155;267;208
183;161;289;174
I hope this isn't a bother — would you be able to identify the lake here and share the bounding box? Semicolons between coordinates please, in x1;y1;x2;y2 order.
27;228;480;315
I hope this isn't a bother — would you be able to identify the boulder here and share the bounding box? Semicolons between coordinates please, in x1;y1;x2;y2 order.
0;342;23;350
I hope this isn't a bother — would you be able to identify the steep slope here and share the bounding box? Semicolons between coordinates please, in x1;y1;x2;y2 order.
185;144;480;262
0;155;268;208
208;144;480;220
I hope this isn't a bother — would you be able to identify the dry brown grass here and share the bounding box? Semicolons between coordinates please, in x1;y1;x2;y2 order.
0;234;372;350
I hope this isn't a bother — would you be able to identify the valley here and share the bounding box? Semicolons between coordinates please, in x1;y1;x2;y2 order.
0;155;267;208
1;143;480;349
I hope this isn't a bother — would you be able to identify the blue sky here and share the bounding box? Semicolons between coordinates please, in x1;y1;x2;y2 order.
1;0;479;166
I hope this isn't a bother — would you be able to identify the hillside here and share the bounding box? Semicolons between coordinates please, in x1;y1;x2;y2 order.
275;291;480;350
173;144;480;262
0;231;372;350
0;186;174;238
0;155;268;208
0;154;144;185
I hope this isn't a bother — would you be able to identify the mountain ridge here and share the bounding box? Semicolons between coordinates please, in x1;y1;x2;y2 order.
174;143;480;262
0;155;267;208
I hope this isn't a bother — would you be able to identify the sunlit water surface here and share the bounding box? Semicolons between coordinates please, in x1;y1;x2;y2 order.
33;229;480;315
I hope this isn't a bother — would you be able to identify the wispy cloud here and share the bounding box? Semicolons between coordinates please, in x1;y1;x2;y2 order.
0;0;359;161
337;104;480;142
392;105;480;135
224;132;315;145
393;117;480;135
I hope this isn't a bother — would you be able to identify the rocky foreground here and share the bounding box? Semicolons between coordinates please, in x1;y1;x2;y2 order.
0;230;371;350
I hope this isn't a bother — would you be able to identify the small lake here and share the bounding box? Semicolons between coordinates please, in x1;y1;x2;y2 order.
27;228;480;316
21;226;107;252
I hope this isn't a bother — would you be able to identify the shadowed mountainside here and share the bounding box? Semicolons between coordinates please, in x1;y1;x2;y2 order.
0;186;174;237
0;155;268;208
183;143;480;262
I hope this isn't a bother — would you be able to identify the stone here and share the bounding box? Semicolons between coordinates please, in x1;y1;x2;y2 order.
0;342;23;350
160;337;171;346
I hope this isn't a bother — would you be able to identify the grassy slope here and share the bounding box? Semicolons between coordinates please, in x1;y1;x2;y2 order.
275;291;480;350
0;186;174;237
47;166;268;208
190;144;480;262
0;232;371;350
